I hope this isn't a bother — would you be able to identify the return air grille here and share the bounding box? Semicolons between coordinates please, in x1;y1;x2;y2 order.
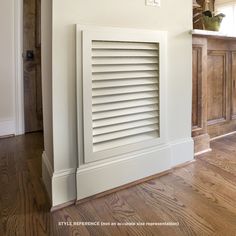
91;40;160;152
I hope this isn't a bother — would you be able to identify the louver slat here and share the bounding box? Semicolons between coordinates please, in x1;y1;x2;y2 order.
92;98;158;112
92;92;159;105
93;84;158;97
93;71;158;81
93;111;159;128
93;105;158;121
93;131;159;152
91;40;160;152
93;124;159;144
93;118;159;136
92;78;158;89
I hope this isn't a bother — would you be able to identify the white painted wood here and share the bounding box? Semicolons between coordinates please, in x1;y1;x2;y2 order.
93;118;158;135
92;78;158;89
13;0;24;135
93;71;158;81
42;151;77;206
93;131;159;152
77;144;172;200
93;111;159;128
92;84;158;97
92;49;158;58
93;105;158;120
191;29;236;38
93;124;159;144
92;57;159;65
93;91;159;104
77;25;167;163
76;138;193;201
93;98;158;112
42;151;52;202
0;120;15;137
171;138;194;166
92;41;159;50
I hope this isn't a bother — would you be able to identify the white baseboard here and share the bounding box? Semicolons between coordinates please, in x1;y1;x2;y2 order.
42;151;77;207
171;138;194;166
52;168;77;206
76;138;194;201
0;120;15;137
77;144;172;200
43;138;194;206
42;151;53;202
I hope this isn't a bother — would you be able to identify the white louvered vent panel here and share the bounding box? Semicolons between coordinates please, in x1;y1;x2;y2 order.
91;40;160;152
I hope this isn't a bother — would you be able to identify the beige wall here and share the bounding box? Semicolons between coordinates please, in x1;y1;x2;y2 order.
50;0;193;205
52;0;192;171
41;0;53;167
0;0;15;129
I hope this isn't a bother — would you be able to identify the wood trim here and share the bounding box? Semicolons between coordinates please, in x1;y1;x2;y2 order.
194;148;212;156
14;0;25;135
210;130;236;141
192;37;208;138
193;133;211;154
231;51;236;119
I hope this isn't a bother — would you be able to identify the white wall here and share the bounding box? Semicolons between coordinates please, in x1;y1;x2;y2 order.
0;0;15;136
49;0;193;206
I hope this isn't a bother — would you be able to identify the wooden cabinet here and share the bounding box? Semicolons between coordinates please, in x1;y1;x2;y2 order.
192;35;236;154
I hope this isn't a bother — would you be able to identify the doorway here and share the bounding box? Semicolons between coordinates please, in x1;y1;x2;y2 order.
23;0;43;133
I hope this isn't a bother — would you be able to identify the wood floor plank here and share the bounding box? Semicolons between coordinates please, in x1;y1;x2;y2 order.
137;178;215;235
159;174;236;235
1;132;236;235
174;162;236;215
117;184;182;236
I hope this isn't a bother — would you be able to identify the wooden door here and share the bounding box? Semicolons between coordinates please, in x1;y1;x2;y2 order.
23;0;43;133
231;52;236;119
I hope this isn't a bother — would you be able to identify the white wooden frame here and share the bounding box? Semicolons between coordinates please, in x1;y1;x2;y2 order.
14;0;25;135
77;25;167;164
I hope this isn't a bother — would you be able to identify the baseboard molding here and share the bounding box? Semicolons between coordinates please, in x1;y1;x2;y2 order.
42;151;77;207
0;120;15;137
210;131;236;141
51;200;76;212
76;169;172;205
77;158;196;205
45;138;194;207
193;134;211;155
52;168;77;206
171;138;194;166
42;151;53;202
76;138;194;201
194;148;212;157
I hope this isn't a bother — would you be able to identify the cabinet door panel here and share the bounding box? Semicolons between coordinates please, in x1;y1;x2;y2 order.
231;52;236;118
207;51;228;125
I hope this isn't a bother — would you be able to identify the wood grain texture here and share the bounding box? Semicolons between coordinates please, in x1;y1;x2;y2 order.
192;37;210;154
207;50;229;125
2;133;236;235
23;0;43;133
192;36;236;152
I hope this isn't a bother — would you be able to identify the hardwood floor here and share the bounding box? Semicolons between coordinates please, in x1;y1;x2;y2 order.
1;133;236;235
